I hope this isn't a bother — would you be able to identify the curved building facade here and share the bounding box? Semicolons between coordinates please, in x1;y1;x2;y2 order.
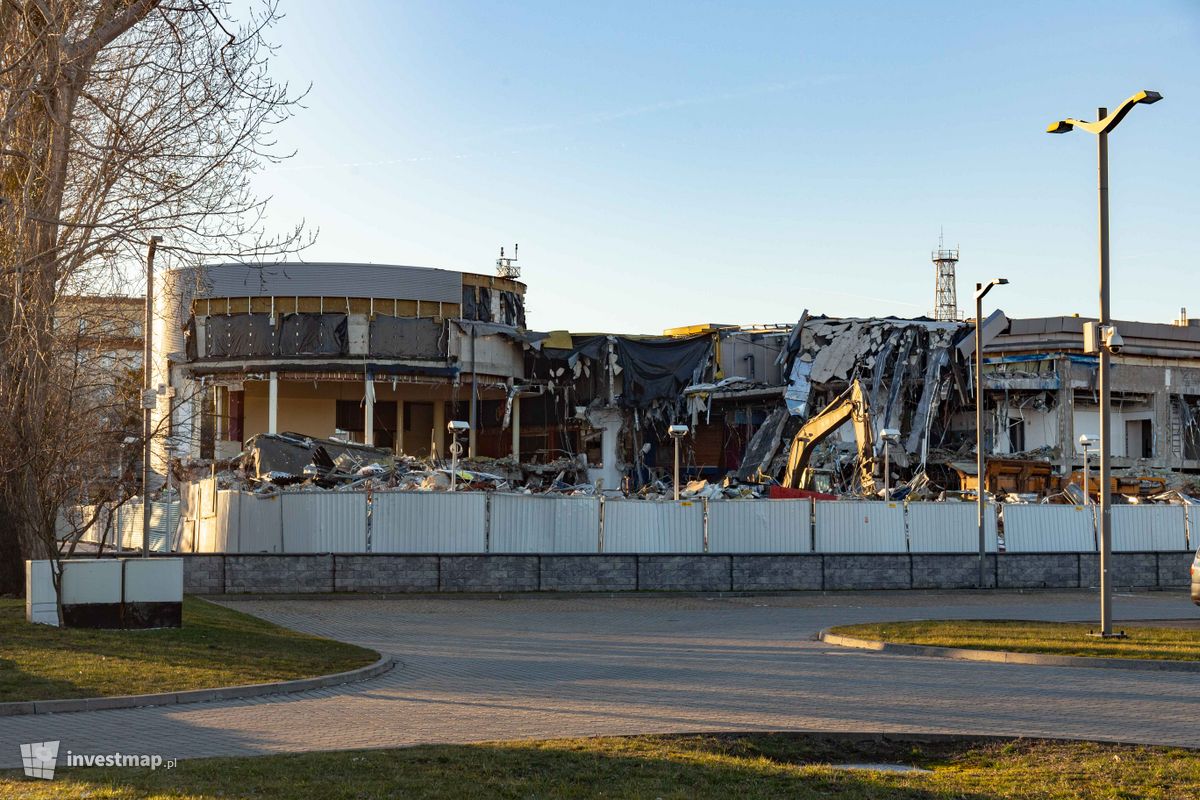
151;262;529;467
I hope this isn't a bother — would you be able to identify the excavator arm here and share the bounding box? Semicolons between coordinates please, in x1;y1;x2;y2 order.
780;379;878;496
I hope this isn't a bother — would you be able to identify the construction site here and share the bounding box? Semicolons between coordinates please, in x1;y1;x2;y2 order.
120;241;1197;513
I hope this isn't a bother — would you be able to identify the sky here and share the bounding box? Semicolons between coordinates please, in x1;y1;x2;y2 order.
249;0;1200;334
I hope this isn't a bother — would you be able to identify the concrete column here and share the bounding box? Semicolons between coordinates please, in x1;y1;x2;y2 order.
432;397;446;458
213;385;224;444
585;407;623;490
1153;388;1171;466
511;395;521;461
396;399;405;455
268;372;278;434
1056;356;1075;476
364;375;375;447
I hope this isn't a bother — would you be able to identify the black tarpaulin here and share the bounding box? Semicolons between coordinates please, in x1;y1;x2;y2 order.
205;314;276;358
369;316;444;358
477;286;493;322
550;335;606;362
185;317;198;361
278;313;347;356
451;320;549;349
615;335;712;408
500;290;526;328
461;286;478;320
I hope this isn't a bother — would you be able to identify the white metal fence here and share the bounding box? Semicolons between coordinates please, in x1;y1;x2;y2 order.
1003;504;1096;552
602;499;704;553
64;502;179;553
1111;505;1189;552
490;494;600;553
707;499;812;553
906;502;998;553
814;501;907;553
136;485;1194;555
372;491;487;553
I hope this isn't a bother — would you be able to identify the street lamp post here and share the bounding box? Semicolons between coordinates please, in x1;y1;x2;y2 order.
141;236;162;558
447;420;470;491
880;428;900;499
668;425;689;501
1048;89;1161;637
975;278;1008;588
1079;434;1098;505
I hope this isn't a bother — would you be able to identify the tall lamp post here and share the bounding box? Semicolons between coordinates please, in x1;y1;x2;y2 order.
668;424;689;501
141;236;163;558
447;420;470;491
1048;89;1161;637
975;278;1008;588
1079;434;1098;505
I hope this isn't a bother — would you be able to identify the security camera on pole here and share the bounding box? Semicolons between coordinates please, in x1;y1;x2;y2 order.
668;424;689;501
447;420;470;491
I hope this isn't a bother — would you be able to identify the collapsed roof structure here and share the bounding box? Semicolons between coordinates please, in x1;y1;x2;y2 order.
150;260;1200;503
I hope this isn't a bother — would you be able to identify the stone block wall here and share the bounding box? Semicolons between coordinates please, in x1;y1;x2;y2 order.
541;556;636;591
181;554;224;594
911;554;996;589
638;555;731;591
996;553;1079;589
823;554;910;590
334;555;438;592
439;555;539;592
175;551;1190;596
224;554;333;594
731;555;823;591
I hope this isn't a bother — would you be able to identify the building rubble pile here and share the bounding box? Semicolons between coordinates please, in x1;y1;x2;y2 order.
738;315;967;493
193;432;594;496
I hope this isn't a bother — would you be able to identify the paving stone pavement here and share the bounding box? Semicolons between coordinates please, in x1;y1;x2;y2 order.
2;589;1199;768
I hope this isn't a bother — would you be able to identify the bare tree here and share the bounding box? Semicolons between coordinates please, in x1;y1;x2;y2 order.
0;0;308;595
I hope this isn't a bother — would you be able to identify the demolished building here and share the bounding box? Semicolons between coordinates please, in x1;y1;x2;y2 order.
150;260;1200;501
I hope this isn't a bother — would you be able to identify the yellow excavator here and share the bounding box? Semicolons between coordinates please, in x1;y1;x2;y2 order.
780;379;879;496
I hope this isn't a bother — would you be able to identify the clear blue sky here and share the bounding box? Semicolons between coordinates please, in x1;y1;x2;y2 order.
252;0;1199;333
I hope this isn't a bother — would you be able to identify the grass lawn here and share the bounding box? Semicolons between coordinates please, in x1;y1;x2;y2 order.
827;619;1200;661
0;597;377;702
1;734;1197;799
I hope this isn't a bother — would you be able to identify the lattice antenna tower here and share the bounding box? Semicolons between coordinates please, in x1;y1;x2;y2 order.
496;243;521;279
932;230;960;321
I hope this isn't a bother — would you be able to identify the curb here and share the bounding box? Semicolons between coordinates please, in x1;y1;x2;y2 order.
818;629;1200;673
0;654;395;717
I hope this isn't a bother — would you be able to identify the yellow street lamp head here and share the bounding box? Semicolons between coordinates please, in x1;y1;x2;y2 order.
1046;89;1162;136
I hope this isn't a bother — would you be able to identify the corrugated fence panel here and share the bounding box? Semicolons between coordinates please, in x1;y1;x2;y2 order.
371;492;486;553
707;499;812;553
814;501;906;553
1188;506;1198;551
602;499;704;553
1002;504;1095;552
1111;505;1188;552
489;494;600;553
281;492;367;552
238;492;284;552
907;502;998;553
112;502;178;552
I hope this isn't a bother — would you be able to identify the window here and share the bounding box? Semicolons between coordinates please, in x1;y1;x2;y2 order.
1125;418;1153;459
335;399;397;450
1007;418;1025;453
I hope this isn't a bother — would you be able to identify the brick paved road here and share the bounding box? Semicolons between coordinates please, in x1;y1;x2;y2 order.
2;590;1198;767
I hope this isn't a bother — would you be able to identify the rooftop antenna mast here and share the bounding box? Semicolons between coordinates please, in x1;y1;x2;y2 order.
496;243;521;279
932;229;960;321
